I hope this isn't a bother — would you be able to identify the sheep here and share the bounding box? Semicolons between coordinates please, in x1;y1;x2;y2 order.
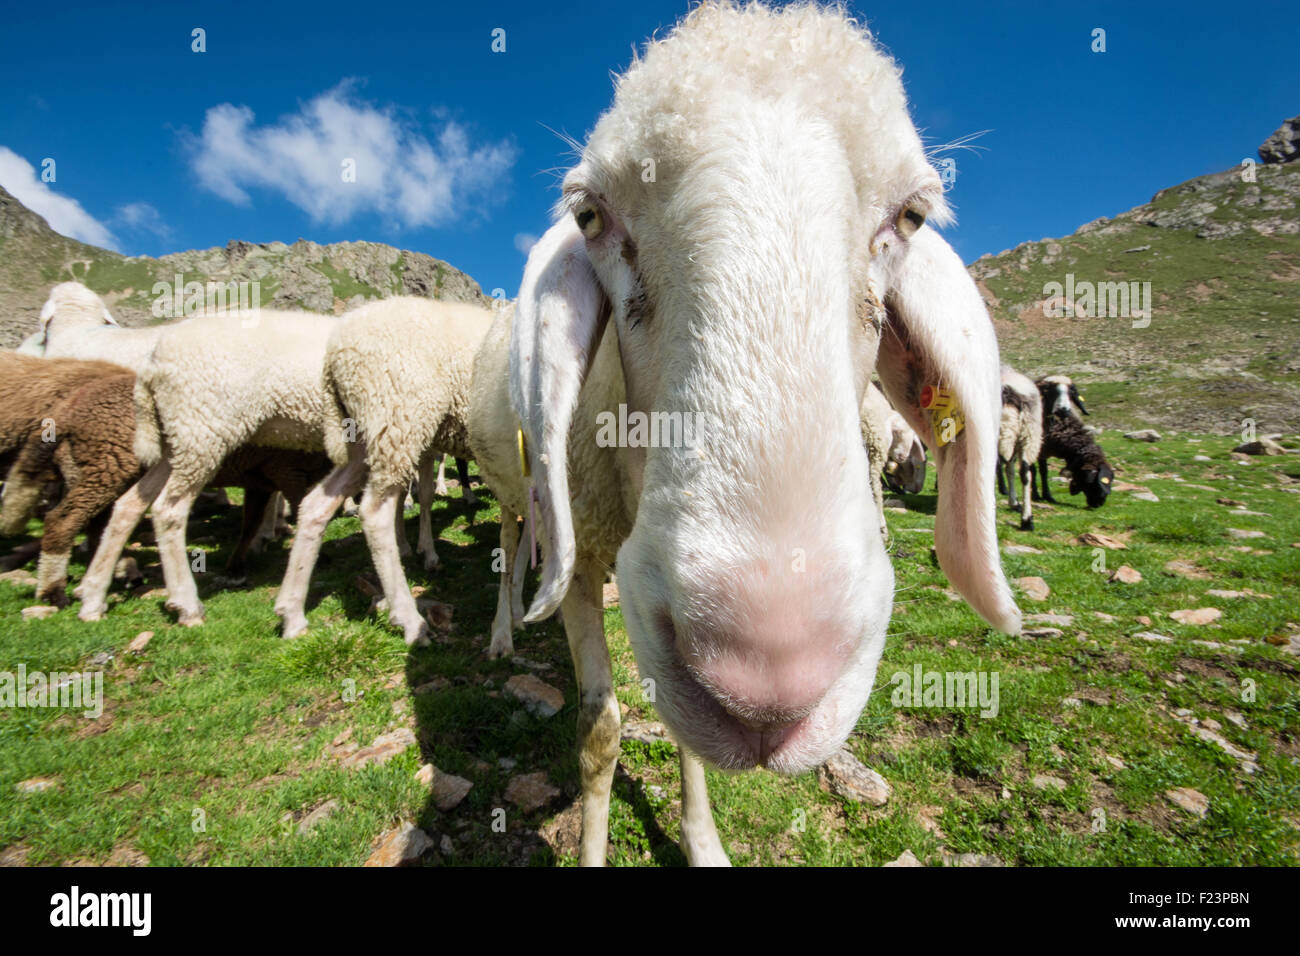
37;281;163;371
1034;413;1115;508
275;296;493;646
76;308;339;623
468;2;1019;866
996;366;1043;530
0;367;330;606
1036;374;1088;421
882;411;927;497
0;351;126;476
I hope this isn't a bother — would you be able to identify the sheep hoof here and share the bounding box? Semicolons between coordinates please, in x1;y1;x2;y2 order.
1020;517;1034;531
40;589;71;609
487;634;514;659
280;615;309;640
422;554;442;573
78;606;105;622
404;624;430;648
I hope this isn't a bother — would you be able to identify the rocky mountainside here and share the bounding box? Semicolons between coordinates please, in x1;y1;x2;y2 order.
977;115;1300;434
0;185;487;349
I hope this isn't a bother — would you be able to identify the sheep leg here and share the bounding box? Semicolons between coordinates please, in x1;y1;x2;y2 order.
275;452;366;639
510;514;528;622
563;556;621;866
456;458;478;507
679;748;730;866
1037;458;1056;503
996;456;1008;496
250;491;284;554
78;462;171;621
35;470;130;608
151;473;205;626
1018;460;1034;531
1004;458;1019;510
488;513;521;658
416;451;439;571
223;484;272;583
359;482;428;647
432;452;450;496
394;486;413;558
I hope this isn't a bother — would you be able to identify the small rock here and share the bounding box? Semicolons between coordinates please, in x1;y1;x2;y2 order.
1004;544;1044;556
1226;528;1266;539
1104;755;1125;770
1092;611;1116;623
818;746;891;806
1165;787;1209;818
1190;726;1256;766
1124;429;1161;442
1109;566;1142;584
126;631;153;654
15;777;57;794
1031;774;1067;792
414;764;435;787
1076;531;1127;550
504;674;565;718
1193;455;1211;462
621;718;670;744
1164;559;1210;579
339;727;417;769
1134;631;1173;643
425;765;473;812
414;677;451;695
940;851;1005;867
1062;697;1083;709
364;822;433;866
1170;608;1222;626
1022;627;1064;639
1014;576;1050;601
297;799;340;834
420;601;454;630
1131;491;1160;503
1232;438;1285;456
1224;711;1248;730
884;849;923;867
1026;613;1074;626
1216;498;1246;507
21;605;58;620
505;772;560;812
602;581;620;608
0;568;38;588
440;834;454;856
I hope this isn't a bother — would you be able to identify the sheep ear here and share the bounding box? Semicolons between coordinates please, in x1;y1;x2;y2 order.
876;227;1022;635
509;216;609;623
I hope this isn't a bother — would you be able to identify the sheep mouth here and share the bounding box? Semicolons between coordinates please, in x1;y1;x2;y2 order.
636;611;822;774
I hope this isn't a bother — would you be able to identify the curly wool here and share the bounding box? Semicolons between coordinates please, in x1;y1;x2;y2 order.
38;281;162;371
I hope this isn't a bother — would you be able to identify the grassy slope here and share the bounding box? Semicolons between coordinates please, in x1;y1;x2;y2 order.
984;161;1300;435
2;438;1297;867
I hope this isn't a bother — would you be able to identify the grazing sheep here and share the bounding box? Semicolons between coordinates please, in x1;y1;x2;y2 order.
275;297;492;646
37;282;163;371
1036;374;1088;421
997;366;1043;530
0;368;330;606
882;411;926;497
470;3;1019;866
1035;414;1114;508
0;351;125;475
76;309;339;623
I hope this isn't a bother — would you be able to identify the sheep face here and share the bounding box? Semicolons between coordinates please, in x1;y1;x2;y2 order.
1038;375;1088;419
884;418;927;495
1070;462;1114;507
510;3;1020;774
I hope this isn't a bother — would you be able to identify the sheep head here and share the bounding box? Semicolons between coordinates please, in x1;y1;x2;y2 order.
510;2;1019;773
39;281;119;342
1038;374;1088;419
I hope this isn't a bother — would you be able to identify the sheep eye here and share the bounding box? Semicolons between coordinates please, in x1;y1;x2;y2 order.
896;205;925;238
574;201;604;240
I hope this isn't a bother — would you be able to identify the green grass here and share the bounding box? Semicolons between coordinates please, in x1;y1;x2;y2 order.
1;437;1298;866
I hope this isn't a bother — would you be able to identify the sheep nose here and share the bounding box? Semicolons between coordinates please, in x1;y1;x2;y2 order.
678;613;854;728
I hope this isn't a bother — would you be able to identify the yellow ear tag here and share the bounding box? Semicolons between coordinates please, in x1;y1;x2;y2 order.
517;428;530;478
920;385;965;447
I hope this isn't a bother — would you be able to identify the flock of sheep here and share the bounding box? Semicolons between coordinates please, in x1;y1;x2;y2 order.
0;3;1124;865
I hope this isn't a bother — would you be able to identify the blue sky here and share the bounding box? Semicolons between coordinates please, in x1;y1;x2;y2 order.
1;1;1295;297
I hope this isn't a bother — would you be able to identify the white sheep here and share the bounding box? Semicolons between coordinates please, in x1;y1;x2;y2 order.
37;281;162;371
469;2;1019;866
997;366;1043;530
77;308;339;623
274;297;492;646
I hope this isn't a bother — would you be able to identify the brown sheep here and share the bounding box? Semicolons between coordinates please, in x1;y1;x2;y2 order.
1;367;332;607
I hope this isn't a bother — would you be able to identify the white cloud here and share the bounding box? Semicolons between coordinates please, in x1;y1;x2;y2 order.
0;146;118;249
184;81;516;229
115;201;172;242
514;232;538;256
